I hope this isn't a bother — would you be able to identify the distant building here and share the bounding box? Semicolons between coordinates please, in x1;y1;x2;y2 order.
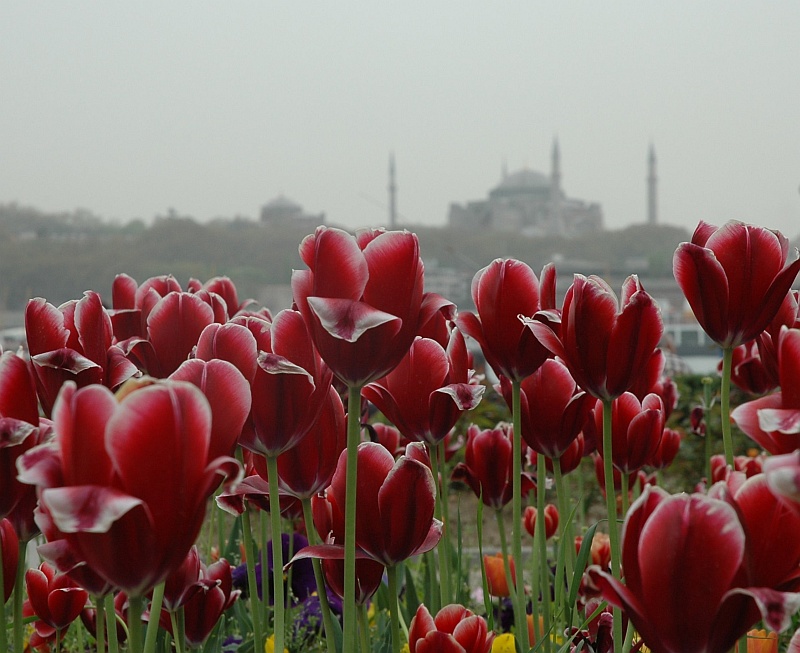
647;144;658;225
260;195;324;229
448;140;603;237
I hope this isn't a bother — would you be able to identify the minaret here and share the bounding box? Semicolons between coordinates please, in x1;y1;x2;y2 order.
550;137;563;234
388;152;397;229
647;144;658;224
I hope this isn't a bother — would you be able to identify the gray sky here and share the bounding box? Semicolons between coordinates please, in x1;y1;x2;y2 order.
2;3;800;238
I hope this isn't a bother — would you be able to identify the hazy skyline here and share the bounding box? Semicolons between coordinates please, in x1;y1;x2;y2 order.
2;3;799;238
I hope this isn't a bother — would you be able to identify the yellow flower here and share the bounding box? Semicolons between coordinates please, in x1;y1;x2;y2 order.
492;633;517;653
400;645;410;653
264;634;289;653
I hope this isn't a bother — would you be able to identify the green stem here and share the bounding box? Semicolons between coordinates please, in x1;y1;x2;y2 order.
620;472;630;521
510;380;527;653
260;509;271;634
431;441;452;608
143;581;164;653
553;457;574;581
241;506;263;650
170;608;186;653
343;384;364;653
94;595;106;653
357;603;371;653
127;595;144;653
496;510;525;653
266;454;286;653
387;565;402;653
702;376;714;486
13;539;24;653
602;398;623;652
536;452;552;653
301;498;338;653
104;593;120;653
720;347;735;467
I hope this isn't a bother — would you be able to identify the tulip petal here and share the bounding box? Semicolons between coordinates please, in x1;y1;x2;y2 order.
307;297;401;343
147;292;215;376
300;227;369;300
673;242;730;345
42;486;144;533
25;298;69;356
435;383;485;411
758;408;800;435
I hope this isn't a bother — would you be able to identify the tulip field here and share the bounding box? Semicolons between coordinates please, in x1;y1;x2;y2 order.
3;219;800;653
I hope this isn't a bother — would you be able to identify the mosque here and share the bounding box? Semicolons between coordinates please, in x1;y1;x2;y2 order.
448;140;606;237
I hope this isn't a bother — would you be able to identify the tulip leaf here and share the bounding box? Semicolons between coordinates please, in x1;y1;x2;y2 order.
404;564;421;624
566;521;599;628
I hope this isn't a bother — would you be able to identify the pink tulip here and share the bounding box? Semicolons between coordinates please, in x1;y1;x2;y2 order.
408;603;494;653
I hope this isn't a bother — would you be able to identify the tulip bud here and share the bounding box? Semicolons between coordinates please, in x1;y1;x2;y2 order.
523;504;559;540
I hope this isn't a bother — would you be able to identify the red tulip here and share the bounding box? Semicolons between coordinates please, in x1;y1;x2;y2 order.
648;428;681;470
25;293;139;416
187;275;253;317
628;349;679;419
526;274;663;401
499;358;595;459
591;393;665;474
25;562;89;637
451;423;535;509
296;442;441;568
408;603;494;653
457;259;555;382
673;220;800;349
731;327;800;454
238;309;333;458
363;329;485;446
524;504;559;540
157;547;240;648
0;350;44;524
709;473;800;591
591;486;800;653
292;227;434;386
18;380;242;596
1;518;18;603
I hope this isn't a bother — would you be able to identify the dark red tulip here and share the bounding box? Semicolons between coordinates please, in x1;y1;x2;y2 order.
499;358;595;459
451;423;535;510
544;431;590;476
297;442;442;568
526;274;663;401
292;227;434;386
169;358;252;459
238;309;333;458
648;427;681;470
710;474;800;591
1;518;18;603
25;293;139;415
731;327;800;454
187;275;253;318
592;486;800;653
363;329;484;446
524;504;559;540
157;547;240;648
591;393;665;474
110;273;181;341
408;603;494;653
457;259;554;382
0;350;44;524
25;562;89;636
18;380;242;596
628;349;679;419
673;220;800;349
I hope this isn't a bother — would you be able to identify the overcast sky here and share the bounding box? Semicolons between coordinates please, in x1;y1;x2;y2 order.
2;3;799;238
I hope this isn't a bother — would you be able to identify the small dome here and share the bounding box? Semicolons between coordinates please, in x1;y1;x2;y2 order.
495;168;549;191
264;195;302;211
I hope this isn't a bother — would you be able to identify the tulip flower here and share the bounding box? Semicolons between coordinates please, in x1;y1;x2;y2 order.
25;562;89;646
648;427;681;470
591;393;665;476
408;603;494;653
525;274;663;403
451;424;535;510
1;518;18;604
457;259;555;383
732;327;800;454
591;486;800;653
709;473;800;591
18;380;243;598
673;220;800;350
499;358;594;460
363;330;484;447
483;552;515;598
524;504;559;540
25;292;140;415
292;226;433;387
157;547;240;649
